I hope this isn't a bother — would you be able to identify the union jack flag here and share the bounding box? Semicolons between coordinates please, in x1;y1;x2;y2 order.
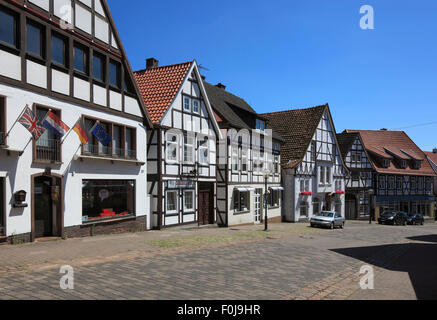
18;106;46;140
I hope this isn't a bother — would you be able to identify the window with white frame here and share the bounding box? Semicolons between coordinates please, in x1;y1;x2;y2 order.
183;134;195;164
233;190;250;212
166;132;179;162
326;166;332;184
231;147;239;172
192;99;200;114
259;152;265;172
300;179;310;192
183;96;191;112
274;155;279;174
379;176;386;189
199;136;209;165
166;190;178;215
335;180;342;191
320;167;326;184
397;177;403;189
388;176;395;189
267;153;273;173
183;190;195;213
269;190;280;207
253;151;259;174
256;119;265;132
241;149;248;173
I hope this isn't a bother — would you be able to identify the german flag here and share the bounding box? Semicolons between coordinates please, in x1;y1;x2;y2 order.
73;118;90;145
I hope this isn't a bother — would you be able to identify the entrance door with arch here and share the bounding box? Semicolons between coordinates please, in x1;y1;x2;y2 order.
32;173;63;240
254;189;262;224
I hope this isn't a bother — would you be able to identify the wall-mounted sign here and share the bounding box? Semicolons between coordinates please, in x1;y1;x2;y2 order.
167;180;194;189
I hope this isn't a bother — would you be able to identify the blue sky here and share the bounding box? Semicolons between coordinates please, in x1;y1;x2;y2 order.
108;0;437;151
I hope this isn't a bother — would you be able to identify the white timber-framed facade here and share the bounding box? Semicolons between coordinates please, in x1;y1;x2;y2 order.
263;104;348;222
204;82;283;227
134;59;222;229
0;0;152;243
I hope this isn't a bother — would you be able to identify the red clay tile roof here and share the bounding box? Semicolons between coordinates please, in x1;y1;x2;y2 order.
425;151;437;172
134;61;192;124
346;130;435;176
261;105;328;167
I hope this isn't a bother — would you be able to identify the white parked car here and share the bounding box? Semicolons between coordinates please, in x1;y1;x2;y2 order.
310;211;345;229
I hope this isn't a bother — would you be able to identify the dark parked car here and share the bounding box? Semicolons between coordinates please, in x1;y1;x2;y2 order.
378;211;408;226
407;213;425;225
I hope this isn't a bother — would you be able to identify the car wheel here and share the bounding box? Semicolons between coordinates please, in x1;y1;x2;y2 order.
330;222;335;230
340;222;345;229
421;221;424;226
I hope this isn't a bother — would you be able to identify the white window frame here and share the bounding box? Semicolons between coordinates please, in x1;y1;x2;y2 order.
192;98;200;114
166;132;179;163
183;134;195;164
274;155;279;174
199;136;209;165
320;166;326;185
183;96;191;112
165;190;179;215
326;166;332;185
234;190;250;212
231;146;239;172
183;190;195;213
241;148;248;173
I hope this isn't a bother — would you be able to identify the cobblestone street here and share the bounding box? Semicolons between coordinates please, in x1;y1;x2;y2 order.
0;221;436;300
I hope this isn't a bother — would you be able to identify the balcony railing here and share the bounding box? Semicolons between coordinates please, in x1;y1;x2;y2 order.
0;132;5;146
83;144;137;160
35;138;61;163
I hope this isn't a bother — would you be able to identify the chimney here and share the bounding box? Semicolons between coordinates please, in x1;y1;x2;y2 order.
380;128;388;131
201;74;206;81
433;148;437;154
146;58;159;70
216;83;226;90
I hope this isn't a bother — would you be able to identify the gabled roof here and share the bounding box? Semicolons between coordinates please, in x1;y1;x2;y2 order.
425;151;437;173
134;61;192;124
204;81;282;141
261;105;328;167
345;130;435;176
336;132;360;159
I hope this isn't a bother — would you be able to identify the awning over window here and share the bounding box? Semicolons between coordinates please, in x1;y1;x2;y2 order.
235;187;254;192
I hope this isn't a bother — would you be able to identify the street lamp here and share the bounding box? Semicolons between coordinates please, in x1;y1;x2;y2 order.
368;189;375;224
263;169;271;231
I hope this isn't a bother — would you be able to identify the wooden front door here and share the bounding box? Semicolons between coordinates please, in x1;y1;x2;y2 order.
33;175;62;238
198;183;213;225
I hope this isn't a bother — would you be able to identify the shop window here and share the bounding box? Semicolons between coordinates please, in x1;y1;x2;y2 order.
166;190;178;215
51;33;68;67
313;198;320;216
0;6;18;48
269;190;280;208
82;180;135;222
233;190;250;212
27;20;45;58
183;190;195;213
166;132;179;163
300;201;308;217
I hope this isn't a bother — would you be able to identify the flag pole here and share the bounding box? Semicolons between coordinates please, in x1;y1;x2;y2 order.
60;118;78;145
5;104;28;139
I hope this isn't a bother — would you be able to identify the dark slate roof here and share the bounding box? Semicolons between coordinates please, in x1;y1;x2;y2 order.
336;132;360;159
204;81;283;142
261;105;328;167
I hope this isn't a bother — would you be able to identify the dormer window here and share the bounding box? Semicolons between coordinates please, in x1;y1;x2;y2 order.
256;119;265;132
400;160;407;169
413;161;421;170
382;159;390;168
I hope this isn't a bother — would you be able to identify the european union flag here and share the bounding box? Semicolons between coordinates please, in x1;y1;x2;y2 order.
91;123;112;146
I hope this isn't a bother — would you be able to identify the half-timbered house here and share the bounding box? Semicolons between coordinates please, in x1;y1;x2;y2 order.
339;130;436;220
134;59;222;229
336;132;373;220
0;0;152;243
204;82;283;227
262;105;348;222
